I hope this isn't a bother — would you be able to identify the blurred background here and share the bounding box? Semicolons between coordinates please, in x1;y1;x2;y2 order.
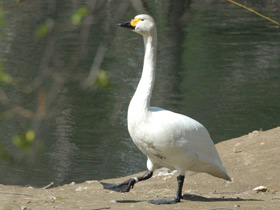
0;0;279;187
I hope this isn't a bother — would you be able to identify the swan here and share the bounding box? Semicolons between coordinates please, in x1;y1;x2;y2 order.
101;14;231;205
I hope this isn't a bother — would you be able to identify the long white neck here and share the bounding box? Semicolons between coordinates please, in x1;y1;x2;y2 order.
129;30;157;117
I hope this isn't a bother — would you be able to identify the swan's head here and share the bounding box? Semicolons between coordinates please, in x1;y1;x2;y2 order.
118;14;156;36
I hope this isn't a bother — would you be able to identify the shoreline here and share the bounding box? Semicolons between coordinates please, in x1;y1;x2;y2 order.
1;127;280;210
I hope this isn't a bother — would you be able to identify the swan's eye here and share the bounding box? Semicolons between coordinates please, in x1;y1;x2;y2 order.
141;19;144;21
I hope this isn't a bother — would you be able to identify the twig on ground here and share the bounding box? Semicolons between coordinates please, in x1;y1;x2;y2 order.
42;182;54;189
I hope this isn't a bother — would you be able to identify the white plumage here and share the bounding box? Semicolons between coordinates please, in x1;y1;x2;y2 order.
127;14;230;181
102;14;230;204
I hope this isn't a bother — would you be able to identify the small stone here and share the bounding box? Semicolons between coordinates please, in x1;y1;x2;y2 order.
75;186;88;192
69;182;76;185
249;130;259;137
85;180;98;184
253;186;268;192
234;204;240;207
50;197;56;202
234;143;242;153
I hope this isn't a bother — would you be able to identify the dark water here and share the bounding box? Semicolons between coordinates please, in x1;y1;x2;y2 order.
0;0;279;187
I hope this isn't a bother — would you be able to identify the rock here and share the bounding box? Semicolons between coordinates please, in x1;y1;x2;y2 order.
50;196;56;202
234;142;242;153
249;130;260;138
85;180;98;184
75;186;88;192
153;168;177;177
253;186;268;192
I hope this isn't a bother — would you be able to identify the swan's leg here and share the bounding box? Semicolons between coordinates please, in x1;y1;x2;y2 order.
101;170;153;193
148;175;185;205
174;175;185;201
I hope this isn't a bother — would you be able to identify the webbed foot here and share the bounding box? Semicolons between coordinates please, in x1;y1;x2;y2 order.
101;178;136;193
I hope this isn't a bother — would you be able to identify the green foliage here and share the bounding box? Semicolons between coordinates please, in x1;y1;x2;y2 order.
0;64;10;84
0;64;16;85
35;19;54;39
72;6;88;25
35;24;49;39
12;130;35;151
96;70;110;87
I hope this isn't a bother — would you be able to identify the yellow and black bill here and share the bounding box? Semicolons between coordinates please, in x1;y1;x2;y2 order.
118;18;141;29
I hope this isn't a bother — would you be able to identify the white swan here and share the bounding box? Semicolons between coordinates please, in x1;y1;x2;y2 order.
102;14;231;205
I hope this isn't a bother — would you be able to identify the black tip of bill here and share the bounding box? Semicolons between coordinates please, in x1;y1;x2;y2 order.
118;21;134;29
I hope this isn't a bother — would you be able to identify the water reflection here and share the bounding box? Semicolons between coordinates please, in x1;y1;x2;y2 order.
0;0;279;187
48;92;78;184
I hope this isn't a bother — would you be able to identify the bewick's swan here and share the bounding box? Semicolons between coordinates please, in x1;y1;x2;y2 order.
102;14;231;205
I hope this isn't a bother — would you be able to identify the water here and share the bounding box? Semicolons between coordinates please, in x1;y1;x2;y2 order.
0;0;279;187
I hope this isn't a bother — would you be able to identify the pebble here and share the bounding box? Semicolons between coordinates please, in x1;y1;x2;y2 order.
234;143;242;153
253;186;268;192
249;130;259;137
153;168;177;177
50;196;56;202
85;180;98;184
75;186;88;192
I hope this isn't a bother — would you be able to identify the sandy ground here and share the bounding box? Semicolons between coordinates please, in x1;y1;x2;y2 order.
0;127;280;210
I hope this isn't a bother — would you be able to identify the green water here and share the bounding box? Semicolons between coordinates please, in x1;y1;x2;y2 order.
0;0;279;187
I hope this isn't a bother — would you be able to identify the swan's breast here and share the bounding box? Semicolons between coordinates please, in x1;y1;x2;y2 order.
128;108;200;161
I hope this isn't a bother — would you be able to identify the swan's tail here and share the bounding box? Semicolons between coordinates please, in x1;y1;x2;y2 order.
210;163;232;181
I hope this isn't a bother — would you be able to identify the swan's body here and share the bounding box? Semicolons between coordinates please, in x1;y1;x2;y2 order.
129;108;229;179
102;14;230;204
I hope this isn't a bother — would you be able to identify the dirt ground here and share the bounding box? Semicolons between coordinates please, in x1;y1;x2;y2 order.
1;127;280;210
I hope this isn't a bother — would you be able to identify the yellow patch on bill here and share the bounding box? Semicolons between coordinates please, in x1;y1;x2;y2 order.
131;18;141;27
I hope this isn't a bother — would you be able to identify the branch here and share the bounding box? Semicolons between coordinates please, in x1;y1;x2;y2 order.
226;0;280;27
0;88;33;119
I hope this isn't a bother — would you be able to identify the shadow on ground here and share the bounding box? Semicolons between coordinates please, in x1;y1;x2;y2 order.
183;193;263;202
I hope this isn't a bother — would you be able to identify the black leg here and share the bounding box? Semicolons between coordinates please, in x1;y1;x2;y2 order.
101;170;153;193
148;175;185;205
174;175;185;201
137;170;153;181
